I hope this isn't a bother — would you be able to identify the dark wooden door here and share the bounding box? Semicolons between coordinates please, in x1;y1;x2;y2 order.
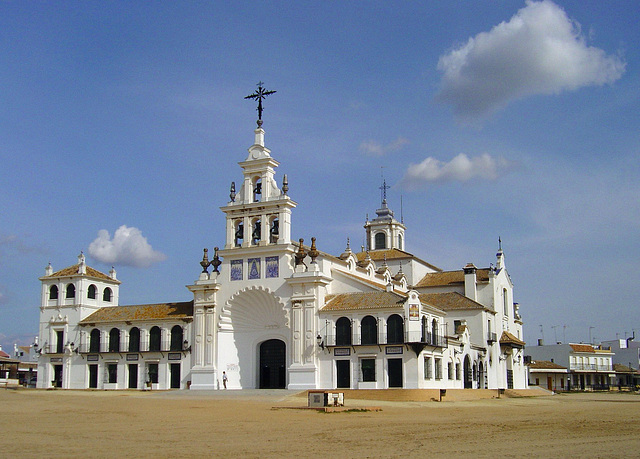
336;360;350;388
89;364;98;388
259;339;286;389
388;358;403;388
128;364;138;389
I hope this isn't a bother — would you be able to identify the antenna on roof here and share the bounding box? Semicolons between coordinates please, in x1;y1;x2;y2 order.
400;194;404;224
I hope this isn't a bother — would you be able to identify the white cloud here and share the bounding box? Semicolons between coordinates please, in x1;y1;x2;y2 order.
436;0;626;121
359;137;409;157
88;225;166;268
400;153;511;189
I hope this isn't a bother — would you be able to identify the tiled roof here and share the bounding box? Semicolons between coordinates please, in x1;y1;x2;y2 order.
418;292;487;311
569;344;595;353
527;360;567;370
613;363;636;373
355;249;441;271
45;264;117;282
79;301;194;324
415;269;490;288
332;268;400;292
321;291;406;312
0;350;10;359
500;331;525;347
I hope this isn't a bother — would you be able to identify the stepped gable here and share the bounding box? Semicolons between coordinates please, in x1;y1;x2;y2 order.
418;292;487;311
322;291;407;312
79;301;194;324
415;268;490;288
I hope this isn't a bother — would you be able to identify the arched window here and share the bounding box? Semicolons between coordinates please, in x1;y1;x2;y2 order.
336;317;352;346
253;177;262;202
65;283;76;299
49;285;58;300
103;287;112;302
234;220;244;247
398;234;403;249
129;327;140;352
387;314;404;344
149;326;161;352
269;217;279;244
88;284;97;299
432;319;438;346
90;328;101;353
421;316;429;343
252;218;261;245
361;316;378;345
109;328;120;353
170;325;183;351
374;232;386;250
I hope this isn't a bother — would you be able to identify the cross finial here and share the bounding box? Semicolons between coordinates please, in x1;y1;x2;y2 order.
379;178;390;204
498;236;502;251
244;82;277;127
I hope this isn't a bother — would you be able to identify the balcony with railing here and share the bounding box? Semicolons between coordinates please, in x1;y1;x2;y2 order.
78;340;187;354
322;331;447;349
570;363;612;372
487;332;497;344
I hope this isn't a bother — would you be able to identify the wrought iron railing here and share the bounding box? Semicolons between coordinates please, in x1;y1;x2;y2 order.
322;332;447;348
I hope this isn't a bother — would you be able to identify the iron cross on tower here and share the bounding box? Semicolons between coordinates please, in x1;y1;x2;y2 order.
245;82;276;127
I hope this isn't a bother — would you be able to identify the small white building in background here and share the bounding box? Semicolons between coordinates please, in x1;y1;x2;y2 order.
36;113;527;391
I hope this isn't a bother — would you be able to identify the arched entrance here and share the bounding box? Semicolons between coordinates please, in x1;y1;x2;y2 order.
259;339;286;389
464;355;472;388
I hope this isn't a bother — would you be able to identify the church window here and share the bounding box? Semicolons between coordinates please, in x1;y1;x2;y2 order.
361;316;378;345
374;232;386;250
230;260;243;281
88;284;97;299
107;363;117;384
248;258;260;280
434;358;442;380
253;177;262;202
49;285;58;300
170;325;183;351
456;362;461;380
149;327;161;352
424;356;432;379
56;330;64;354
269;217;279;243
65;283;75;299
109;328;120;353
234;221;244;247
129;327;140;352
398;234;402;249
448;362;453;380
251;219;261;245
386;314;404;344
103;287;112;302
265;256;279;278
503;288;508;316
360;358;376;382
90;329;101;353
336;317;352;346
432;319;438;346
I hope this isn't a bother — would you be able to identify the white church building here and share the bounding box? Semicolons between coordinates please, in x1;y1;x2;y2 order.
36;101;526;391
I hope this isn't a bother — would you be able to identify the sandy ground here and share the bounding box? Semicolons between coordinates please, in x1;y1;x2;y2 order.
2;389;640;458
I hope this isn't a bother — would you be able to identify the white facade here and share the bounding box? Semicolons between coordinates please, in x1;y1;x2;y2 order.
36;118;527;391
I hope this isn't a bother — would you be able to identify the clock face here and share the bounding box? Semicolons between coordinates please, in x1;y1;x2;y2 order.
252;149;260;159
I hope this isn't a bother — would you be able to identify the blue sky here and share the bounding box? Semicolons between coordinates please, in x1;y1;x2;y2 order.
1;1;639;351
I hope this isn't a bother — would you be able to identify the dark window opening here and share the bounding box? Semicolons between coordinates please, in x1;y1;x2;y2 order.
361;316;378;345
170;325;183;351
109;328;120;353
374;232;386;250
336;317;352;346
129;327;140;352
361;359;376;382
66;284;75;299
90;329;101;353
103;287;112;302
149;326;161;352
387;314;404;344
88;284;96;299
49;285;58;300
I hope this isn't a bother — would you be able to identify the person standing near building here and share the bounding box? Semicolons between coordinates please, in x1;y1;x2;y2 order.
222;371;228;389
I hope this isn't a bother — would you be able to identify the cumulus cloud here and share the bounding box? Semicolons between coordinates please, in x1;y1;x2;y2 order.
88;225;166;268
359;137;409;157
400;153;511;189
436;0;626;121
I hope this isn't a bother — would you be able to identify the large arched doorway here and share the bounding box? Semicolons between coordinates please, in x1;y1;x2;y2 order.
259;339;286;389
464;355;472;388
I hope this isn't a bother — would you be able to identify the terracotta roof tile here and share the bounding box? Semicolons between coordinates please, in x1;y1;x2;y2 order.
569;344;595;353
355;249;441;271
527;360;567;370
79;301;193;324
45;264;118;283
418;292;487;311
321;292;406;312
500;331;526;347
415;269;490;288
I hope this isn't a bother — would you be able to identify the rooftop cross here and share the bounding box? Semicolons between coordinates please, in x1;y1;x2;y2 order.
379;178;390;204
244;81;276;127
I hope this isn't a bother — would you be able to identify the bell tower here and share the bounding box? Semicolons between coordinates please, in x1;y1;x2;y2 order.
364;179;406;251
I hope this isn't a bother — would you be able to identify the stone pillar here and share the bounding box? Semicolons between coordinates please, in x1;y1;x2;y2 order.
187;273;219;390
